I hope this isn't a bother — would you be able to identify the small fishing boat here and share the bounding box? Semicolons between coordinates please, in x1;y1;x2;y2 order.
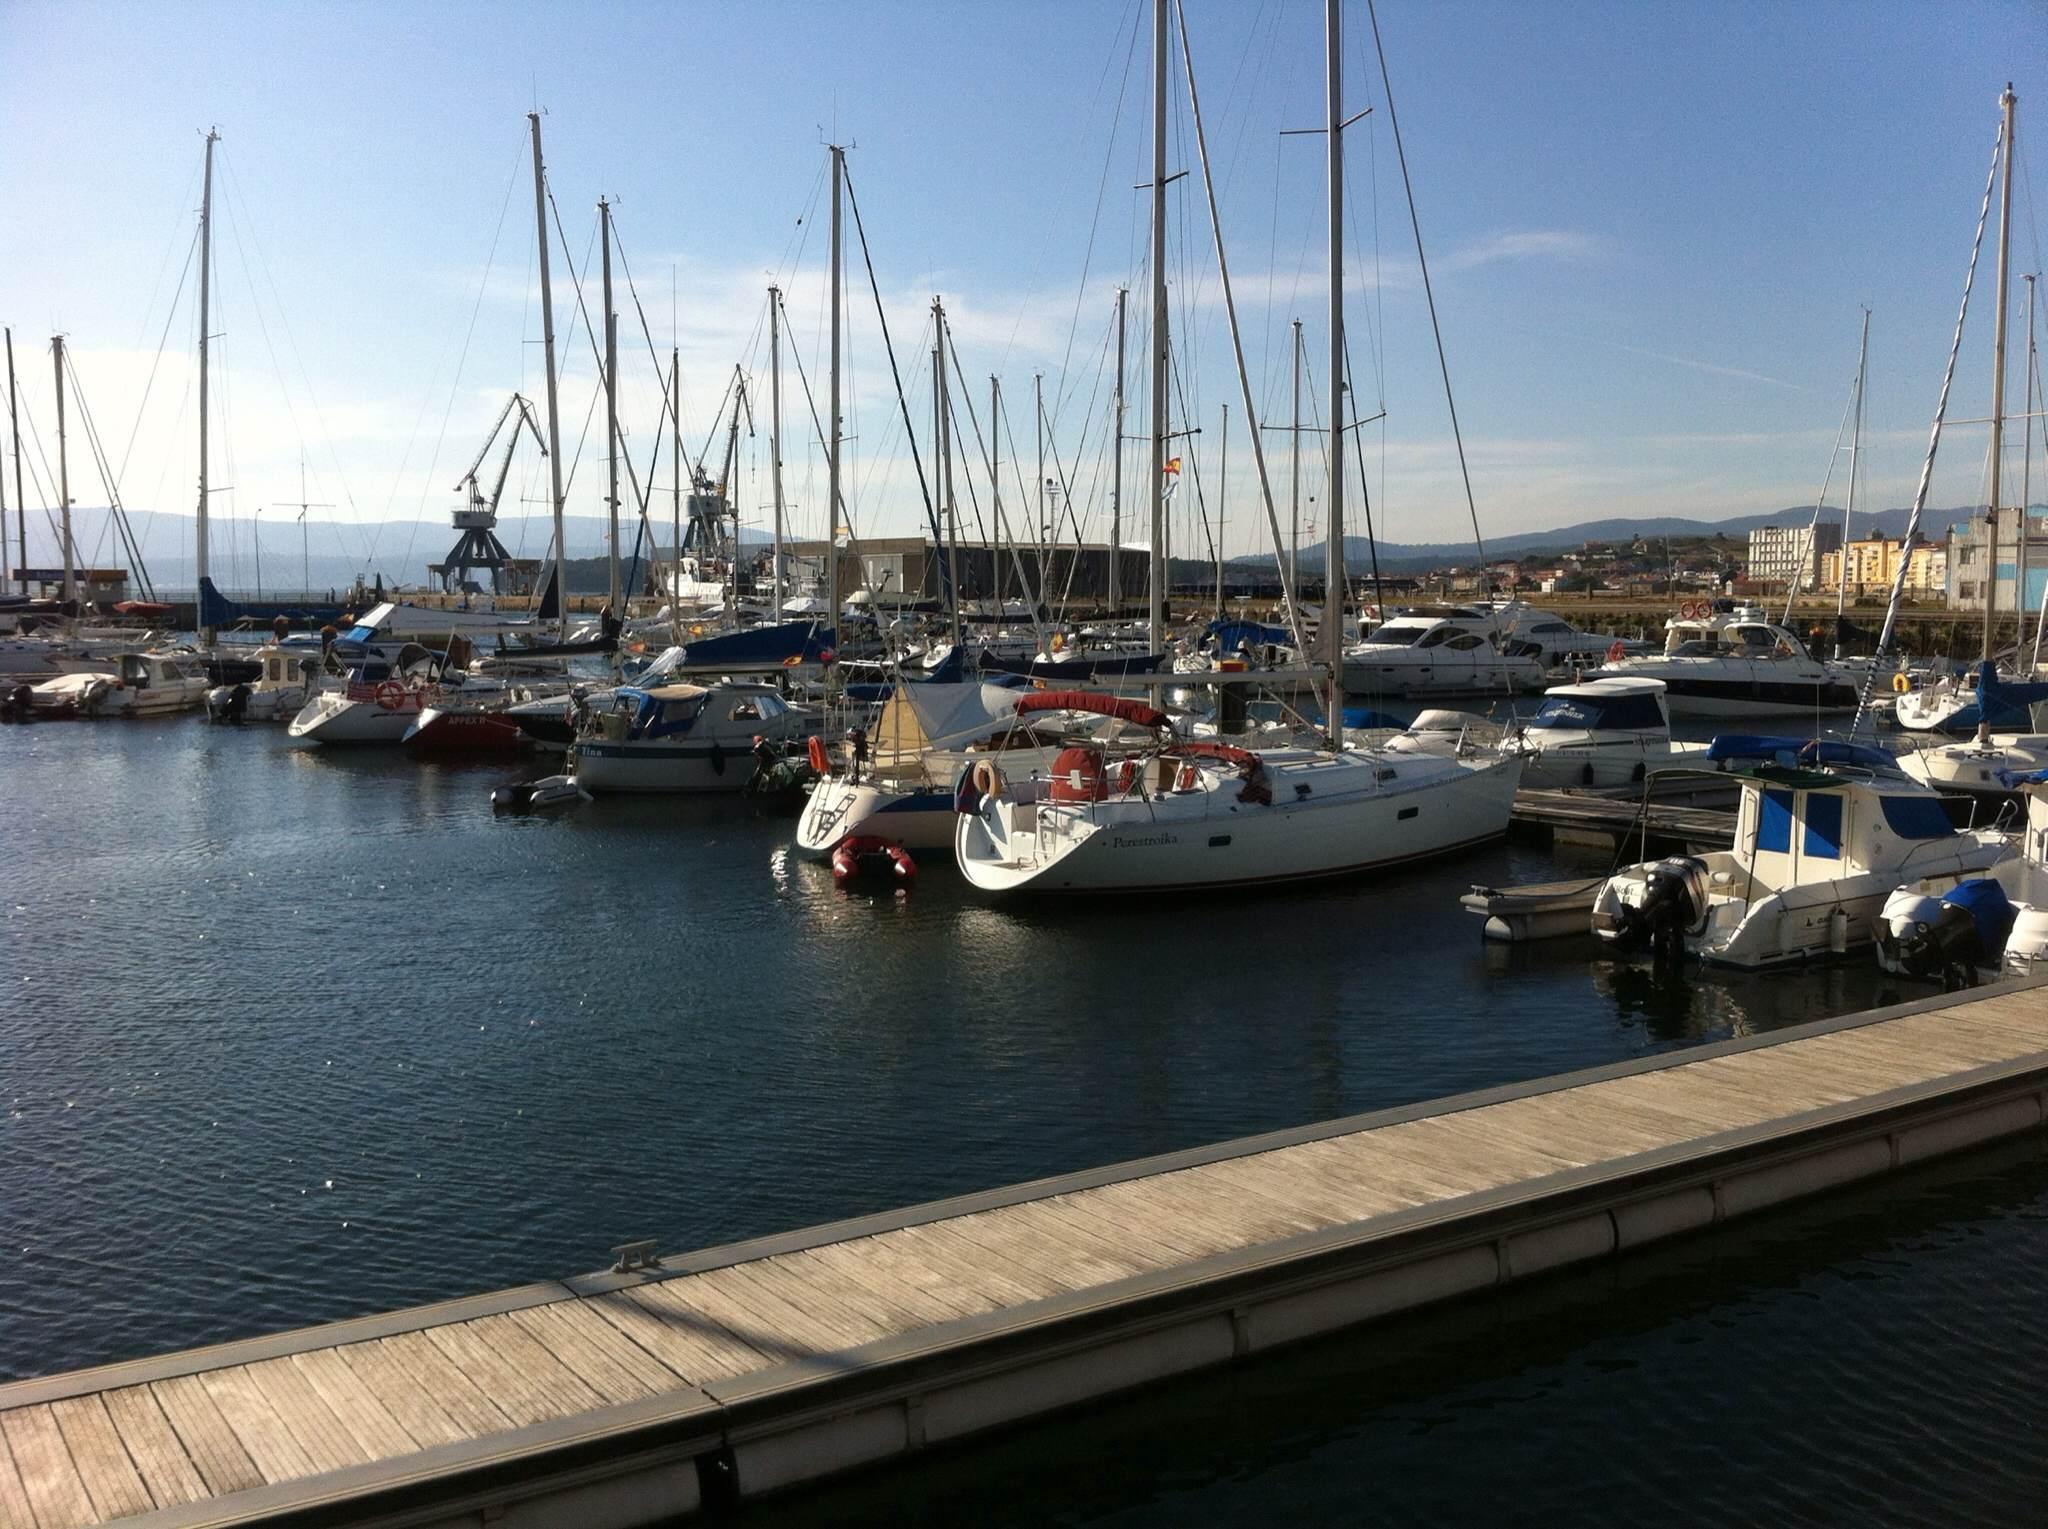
27;652;212;718
206;643;316;723
1591;737;2009;969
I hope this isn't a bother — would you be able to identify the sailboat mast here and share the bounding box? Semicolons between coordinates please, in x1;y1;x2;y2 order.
1148;0;1169;651
6;329;22;594
1979;83;2016;746
1216;401;1228;623
768;285;785;613
527;112;568;640
53;336;73;608
196;128;218;642
1323;0;1346;748
2019;272;2035;665
600;197;621;614
991;375;1003;606
1834;308;1869;656
1036;372;1053;607
1290;318;1303;607
1111;288;1126;621
934;300;961;648
670;349;681;621
828;144;844;627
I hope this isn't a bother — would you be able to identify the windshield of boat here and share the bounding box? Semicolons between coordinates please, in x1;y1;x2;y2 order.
1367;623;1425;646
1527;692;1665;730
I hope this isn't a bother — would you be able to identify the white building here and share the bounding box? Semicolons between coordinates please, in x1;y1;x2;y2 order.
1746;522;1841;592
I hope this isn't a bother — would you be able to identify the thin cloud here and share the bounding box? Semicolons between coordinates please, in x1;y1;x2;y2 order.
1442;229;1607;271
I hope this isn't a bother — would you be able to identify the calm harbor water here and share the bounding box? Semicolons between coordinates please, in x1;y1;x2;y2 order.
4;712;2042;1522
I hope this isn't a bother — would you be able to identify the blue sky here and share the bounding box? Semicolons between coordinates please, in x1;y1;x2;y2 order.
0;0;2041;584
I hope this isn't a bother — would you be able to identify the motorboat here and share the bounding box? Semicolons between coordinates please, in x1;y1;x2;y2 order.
795;684;1153;857
1584;604;1859;718
25;652;213;718
1505;676;1714;790
569;680;819;793
1894;667;2048;806
1591;735;2010;969
954;695;1525;895
1492;601;1634;671
1893;658;2048;734
206;643;317;723
1877;767;2048;984
1339;606;1543;698
831;835;918;889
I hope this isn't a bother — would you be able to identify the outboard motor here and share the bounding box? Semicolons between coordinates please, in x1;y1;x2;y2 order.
1610;856;1711;964
0;683;33;723
213;683;251;725
1880;879;2016;989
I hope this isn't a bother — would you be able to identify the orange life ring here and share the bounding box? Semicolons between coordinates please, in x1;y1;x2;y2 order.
1891;671;1911;695
1175;762;1199;792
972;759;1007;802
374;680;407;711
807;734;830;774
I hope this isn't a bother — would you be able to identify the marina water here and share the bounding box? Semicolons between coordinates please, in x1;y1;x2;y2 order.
6;715;2044;1523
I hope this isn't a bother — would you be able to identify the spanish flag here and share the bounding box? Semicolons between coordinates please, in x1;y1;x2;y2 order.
1162;457;1182;499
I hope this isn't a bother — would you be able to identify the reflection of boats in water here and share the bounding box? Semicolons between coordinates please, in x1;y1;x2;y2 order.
1590;958;1877;1045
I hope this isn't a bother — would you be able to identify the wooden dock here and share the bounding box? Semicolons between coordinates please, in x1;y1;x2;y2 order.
5;978;2046;1528
1511;786;1737;854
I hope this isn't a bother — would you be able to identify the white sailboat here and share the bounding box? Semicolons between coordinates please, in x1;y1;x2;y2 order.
955;0;1523;897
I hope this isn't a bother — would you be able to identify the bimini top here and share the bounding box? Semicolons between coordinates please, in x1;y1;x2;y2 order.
1014;691;1170;730
615;684;710;740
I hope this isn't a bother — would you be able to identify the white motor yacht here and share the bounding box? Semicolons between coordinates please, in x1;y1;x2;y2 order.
1585;605;1858;718
1506;676;1713;790
570;681;816;793
1339;606;1544;698
1592;737;2009;969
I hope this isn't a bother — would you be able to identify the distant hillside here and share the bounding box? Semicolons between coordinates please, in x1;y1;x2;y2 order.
1245;505;1991;576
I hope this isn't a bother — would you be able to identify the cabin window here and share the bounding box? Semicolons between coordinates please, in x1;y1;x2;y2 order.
1879;795;1956;840
1443;633;1486;651
1757;788;1795;853
1801;792;1843;859
1527;693;1664;731
1416;628;1453;649
1531;622;1571;635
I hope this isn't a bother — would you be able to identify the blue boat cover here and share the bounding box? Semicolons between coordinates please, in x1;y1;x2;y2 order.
1977;660;2048;728
1705;734;1895;772
1941;877;2017;952
672;620;835;669
1206;619;1293;654
1995;767;2048;787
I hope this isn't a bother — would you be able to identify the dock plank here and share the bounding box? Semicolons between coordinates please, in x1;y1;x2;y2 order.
47;1396;151;1524
200;1366;316;1484
0;1404;96;1529
371;1331;516;1442
289;1348;416;1462
100;1387;205;1511
922;1210;1100;1296
604;1284;780;1380
883;1222;1062;1308
242;1356;368;1477
806;1235;999;1323
147;1376;261;1498
689;1263;887;1354
421;1318;592;1430
459;1314;608;1417
507;1301;681;1404
0;1429;34;1529
329;1340;466;1452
